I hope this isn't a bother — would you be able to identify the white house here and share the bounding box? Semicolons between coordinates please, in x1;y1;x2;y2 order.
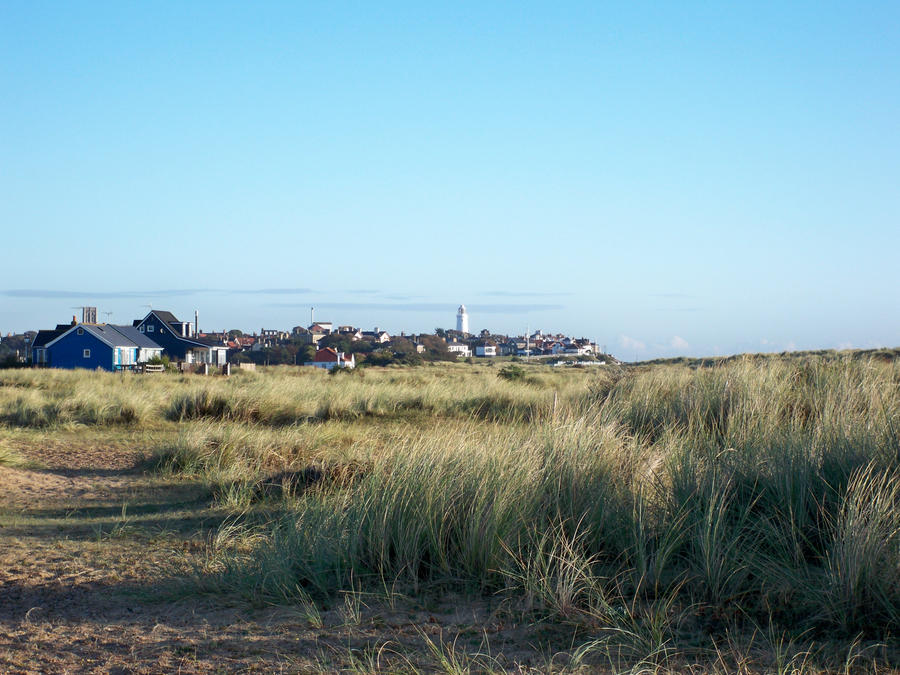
305;347;355;370
338;326;363;340
309;322;334;334
362;329;391;344
475;341;497;357
446;340;471;358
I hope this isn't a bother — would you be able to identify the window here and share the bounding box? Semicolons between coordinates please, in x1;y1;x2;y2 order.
83;349;91;358
139;326;144;333
147;324;155;332
77;328;84;335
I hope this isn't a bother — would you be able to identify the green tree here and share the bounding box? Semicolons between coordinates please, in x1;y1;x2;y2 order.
229;350;251;363
420;335;456;362
363;349;395;367
319;334;354;353
298;344;316;364
390;337;416;355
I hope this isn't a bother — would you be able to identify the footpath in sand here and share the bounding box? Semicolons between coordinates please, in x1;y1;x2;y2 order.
0;438;315;673
0;435;530;674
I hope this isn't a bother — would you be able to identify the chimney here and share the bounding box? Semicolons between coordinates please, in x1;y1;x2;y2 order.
72;315;77;325
194;310;199;336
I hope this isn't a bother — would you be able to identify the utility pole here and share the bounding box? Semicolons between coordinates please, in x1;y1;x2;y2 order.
526;325;530;361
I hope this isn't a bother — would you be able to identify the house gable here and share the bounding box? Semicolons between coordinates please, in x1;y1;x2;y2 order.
134;311;212;361
306;347;355;369
46;327;114;371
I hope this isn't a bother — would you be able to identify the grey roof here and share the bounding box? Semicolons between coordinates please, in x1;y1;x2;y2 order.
45;323;165;350
44;324;130;349
32;329;65;349
151;310;180;325
134;310;181;327
108;324;163;349
133;310;224;350
79;324;141;348
192;335;226;346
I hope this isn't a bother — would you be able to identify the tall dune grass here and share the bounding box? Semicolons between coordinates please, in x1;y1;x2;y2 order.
192;356;900;661
0;364;597;428
0;369;161;427
4;356;899;665
163;365;585;425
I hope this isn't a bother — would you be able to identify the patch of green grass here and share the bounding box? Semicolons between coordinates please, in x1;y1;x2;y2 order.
0;443;28;467
0;434;39;468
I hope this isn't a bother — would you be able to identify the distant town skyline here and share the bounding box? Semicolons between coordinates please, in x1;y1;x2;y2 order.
4;289;893;361
2;3;898;359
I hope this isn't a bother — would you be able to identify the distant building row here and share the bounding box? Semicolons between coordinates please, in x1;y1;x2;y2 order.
23;306;599;370
31;309;227;371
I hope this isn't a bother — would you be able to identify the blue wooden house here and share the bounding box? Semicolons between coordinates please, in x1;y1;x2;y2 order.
132;310;227;365
44;324;163;371
30;328;66;366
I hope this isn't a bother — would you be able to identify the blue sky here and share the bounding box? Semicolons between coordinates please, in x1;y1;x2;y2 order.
2;2;898;358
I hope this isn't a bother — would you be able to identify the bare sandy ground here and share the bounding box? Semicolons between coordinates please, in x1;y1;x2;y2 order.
0;440;547;673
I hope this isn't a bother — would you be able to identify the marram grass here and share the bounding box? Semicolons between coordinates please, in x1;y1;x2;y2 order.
4;356;899;669
190;357;900;664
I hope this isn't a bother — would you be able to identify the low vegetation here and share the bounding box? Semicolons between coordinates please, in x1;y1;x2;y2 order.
0;437;29;468
2;354;898;671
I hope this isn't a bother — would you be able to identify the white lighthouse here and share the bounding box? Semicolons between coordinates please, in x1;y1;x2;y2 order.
456;304;469;335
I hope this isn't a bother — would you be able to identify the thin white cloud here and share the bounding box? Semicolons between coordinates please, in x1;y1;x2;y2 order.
1;288;207;299
272;302;564;314
837;341;853;350
619;335;646;352
670;335;689;350
0;288;316;298
481;291;574;298
650;292;698;299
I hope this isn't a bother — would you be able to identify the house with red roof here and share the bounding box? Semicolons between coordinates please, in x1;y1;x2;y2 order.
305;347;355;370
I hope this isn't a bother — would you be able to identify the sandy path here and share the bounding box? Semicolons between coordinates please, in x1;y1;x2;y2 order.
0;444;320;673
0;440;524;673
